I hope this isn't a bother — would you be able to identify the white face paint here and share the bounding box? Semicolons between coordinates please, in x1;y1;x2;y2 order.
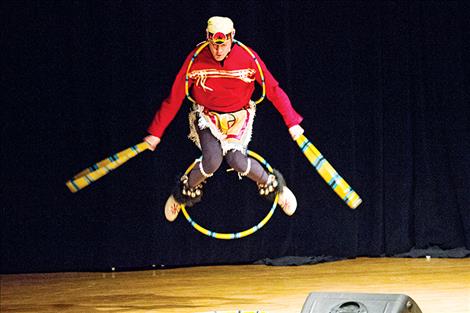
208;39;232;62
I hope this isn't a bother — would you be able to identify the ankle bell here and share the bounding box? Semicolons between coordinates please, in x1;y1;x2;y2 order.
258;174;279;196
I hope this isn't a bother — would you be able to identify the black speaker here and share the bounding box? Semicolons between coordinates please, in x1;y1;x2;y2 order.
300;292;423;313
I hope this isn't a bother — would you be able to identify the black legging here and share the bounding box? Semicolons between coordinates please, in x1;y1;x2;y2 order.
187;127;269;187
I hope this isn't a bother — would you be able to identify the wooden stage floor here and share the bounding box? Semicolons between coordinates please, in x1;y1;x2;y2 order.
1;257;469;313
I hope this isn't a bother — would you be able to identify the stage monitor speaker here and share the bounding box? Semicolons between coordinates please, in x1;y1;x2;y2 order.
300;292;422;313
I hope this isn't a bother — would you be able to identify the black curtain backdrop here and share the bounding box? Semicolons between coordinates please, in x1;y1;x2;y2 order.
2;1;469;273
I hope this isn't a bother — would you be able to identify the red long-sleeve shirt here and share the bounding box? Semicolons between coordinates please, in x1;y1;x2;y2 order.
147;43;303;138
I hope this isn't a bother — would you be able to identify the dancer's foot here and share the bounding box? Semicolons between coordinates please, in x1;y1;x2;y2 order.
258;170;297;216
164;195;181;222
278;186;297;216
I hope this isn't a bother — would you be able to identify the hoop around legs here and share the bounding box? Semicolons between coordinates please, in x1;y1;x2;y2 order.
180;150;279;240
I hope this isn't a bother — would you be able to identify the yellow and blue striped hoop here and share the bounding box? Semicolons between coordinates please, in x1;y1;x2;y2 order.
180;150;278;240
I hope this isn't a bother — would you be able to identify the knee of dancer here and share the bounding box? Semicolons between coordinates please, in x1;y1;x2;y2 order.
201;154;223;174
225;152;248;173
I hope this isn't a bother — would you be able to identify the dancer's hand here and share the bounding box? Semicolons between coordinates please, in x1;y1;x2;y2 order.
144;135;161;151
288;125;304;141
